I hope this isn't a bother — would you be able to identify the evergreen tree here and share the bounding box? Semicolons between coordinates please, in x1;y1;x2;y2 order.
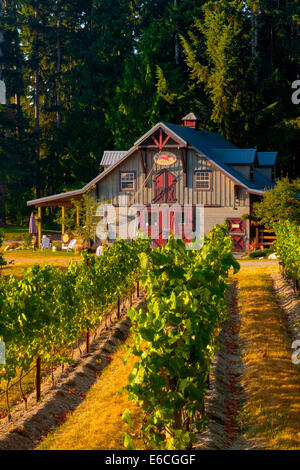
105;0;204;148
1;0;299;224
0;0;34;223
180;0;300;177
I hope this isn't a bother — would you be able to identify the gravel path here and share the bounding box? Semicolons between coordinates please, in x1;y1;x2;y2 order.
238;260;279;268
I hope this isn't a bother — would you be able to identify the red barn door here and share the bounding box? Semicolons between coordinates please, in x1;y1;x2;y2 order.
153;170;177;203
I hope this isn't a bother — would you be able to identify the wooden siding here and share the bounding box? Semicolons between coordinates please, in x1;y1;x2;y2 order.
96;148;250;210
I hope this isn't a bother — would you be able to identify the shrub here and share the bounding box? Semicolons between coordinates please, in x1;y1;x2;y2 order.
0;231;6;268
253;177;300;229
22;233;33;248
248;248;274;258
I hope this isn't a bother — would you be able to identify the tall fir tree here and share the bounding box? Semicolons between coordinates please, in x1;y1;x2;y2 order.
0;0;34;223
180;0;300;177
105;0;204;149
1;0;299;223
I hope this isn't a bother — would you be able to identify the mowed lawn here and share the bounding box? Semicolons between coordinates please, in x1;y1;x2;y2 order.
1;225;60;241
1;225;77;277
1;250;80;278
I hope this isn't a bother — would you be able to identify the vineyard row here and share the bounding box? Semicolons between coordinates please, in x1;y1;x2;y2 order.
0;237;150;416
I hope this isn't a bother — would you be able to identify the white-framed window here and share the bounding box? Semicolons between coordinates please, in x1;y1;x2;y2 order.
194;171;211;190
120;171;136;191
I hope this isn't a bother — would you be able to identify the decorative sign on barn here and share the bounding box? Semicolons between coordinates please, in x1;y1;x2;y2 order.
154;151;177;167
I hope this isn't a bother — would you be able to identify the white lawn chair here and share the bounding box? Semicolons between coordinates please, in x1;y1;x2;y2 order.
41;235;52;251
62;238;77;251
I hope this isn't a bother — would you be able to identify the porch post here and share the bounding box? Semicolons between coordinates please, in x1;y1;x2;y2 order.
61;206;65;235
76;205;80;226
37;206;42;249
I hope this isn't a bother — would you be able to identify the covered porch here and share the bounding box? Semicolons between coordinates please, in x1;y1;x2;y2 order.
27;189;83;249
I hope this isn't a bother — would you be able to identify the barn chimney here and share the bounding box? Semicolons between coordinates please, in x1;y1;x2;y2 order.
182;112;200;130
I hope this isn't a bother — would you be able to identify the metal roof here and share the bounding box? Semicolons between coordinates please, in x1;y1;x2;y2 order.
161;123;275;193
163;122;236;150
100;150;127;167
257;152;278;167
212;148;257;165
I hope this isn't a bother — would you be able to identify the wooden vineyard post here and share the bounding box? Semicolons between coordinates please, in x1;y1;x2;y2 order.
5;380;11;421
255;226;259;245
137;280;139;298
61;206;65;235
36;356;41;402
86;325;90;354
37;206;42;249
117;298;120;319
85;256;91;353
19;369;28;411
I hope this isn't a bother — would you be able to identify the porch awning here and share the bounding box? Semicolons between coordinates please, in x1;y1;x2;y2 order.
27;188;84;207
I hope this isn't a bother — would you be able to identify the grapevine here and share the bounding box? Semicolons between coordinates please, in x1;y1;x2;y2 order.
0;238;150;407
124;224;240;450
274;220;300;288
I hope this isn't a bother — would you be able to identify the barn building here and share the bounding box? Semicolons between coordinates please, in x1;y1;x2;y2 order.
27;113;277;251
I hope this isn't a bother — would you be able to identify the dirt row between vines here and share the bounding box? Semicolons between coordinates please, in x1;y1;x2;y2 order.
0;295;145;450
194;281;258;450
271;272;300;343
195;269;300;450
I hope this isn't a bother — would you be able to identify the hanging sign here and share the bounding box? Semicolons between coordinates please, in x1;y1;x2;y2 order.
154;151;177;167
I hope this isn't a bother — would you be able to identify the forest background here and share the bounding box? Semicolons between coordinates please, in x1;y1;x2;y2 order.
0;0;299;225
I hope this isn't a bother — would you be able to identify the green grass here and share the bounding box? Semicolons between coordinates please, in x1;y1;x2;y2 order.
3;249;79;258
1;225;60;241
0;250;80;279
